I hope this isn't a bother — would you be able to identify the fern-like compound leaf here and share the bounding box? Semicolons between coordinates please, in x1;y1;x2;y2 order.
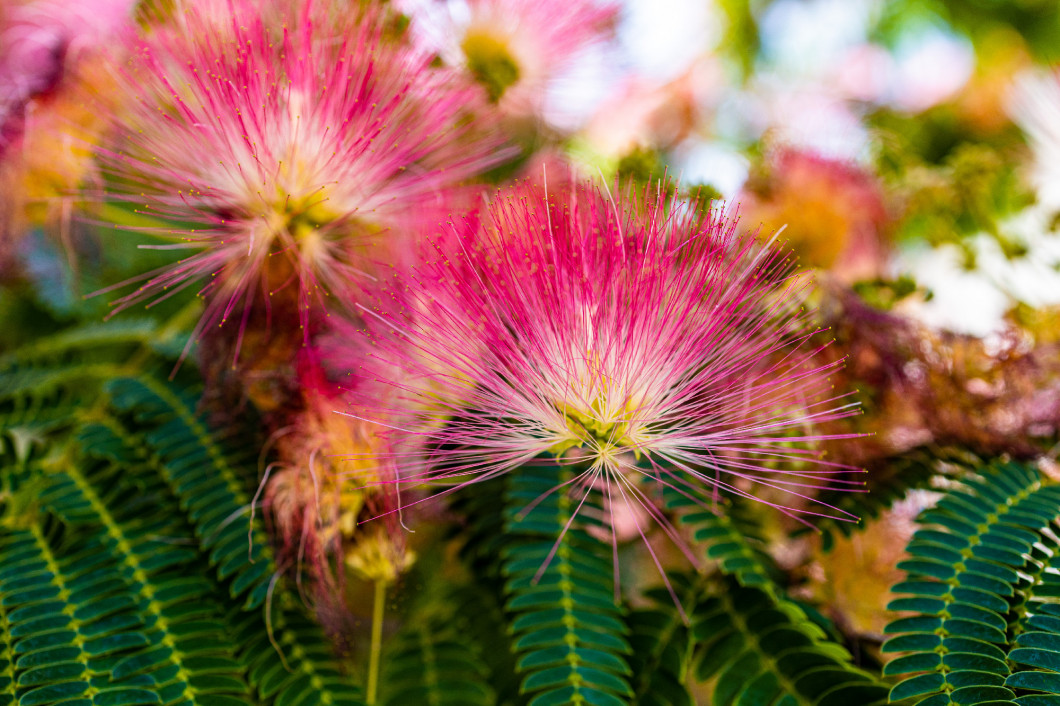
229;602;365;705
692;581;889;706
0;319;364;706
0;598;13;706
628;577;698;706
44;424;252;702
0;319;159;368
501;463;633;706
883;460;1060;705
105;376;273;610
0;521;156;706
666;490;778;591
661;488;888;705
1001;482;1060;702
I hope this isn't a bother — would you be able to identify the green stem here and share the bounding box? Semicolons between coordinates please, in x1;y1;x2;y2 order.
366;579;387;705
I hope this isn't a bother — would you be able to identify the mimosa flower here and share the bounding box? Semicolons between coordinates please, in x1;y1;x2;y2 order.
98;0;503;362
400;0;617;115
355;180;865;565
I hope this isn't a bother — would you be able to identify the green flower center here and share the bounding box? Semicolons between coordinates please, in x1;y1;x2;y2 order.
549;397;642;463
461;30;521;102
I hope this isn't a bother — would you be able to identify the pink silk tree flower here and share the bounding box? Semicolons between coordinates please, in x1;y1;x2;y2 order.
98;0;504;364
399;0;617;116
739;148;891;284
353;179;866;570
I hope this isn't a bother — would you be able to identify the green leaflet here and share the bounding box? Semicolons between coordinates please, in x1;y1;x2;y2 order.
501;462;633;706
627;579;698;706
667;489;778;591
0;319;159;368
229;602;365;705
447;582;525;706
883;460;1060;705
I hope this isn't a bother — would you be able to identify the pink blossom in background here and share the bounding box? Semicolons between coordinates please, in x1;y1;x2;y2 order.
400;0;617;117
833;43;892;104
739;147;891;283
352;179;865;565
745;80;870;160
0;0;134;256
97;0;505;363
578;59;721;161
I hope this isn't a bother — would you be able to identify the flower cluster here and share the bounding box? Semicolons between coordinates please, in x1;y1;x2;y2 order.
5;0;872;611
13;0;1060;692
264;352;411;609
740;148;891;283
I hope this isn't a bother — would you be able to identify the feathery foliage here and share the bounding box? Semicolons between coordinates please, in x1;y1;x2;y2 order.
667;489;779;590
0;317;362;706
627;585;696;706
501;462;633;706
694;581;890;706
662;490;890;706
883;460;1060;705
381;614;496;706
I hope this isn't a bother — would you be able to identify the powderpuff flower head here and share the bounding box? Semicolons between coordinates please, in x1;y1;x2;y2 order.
400;0;616;115
356;179;865;566
99;0;503;362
